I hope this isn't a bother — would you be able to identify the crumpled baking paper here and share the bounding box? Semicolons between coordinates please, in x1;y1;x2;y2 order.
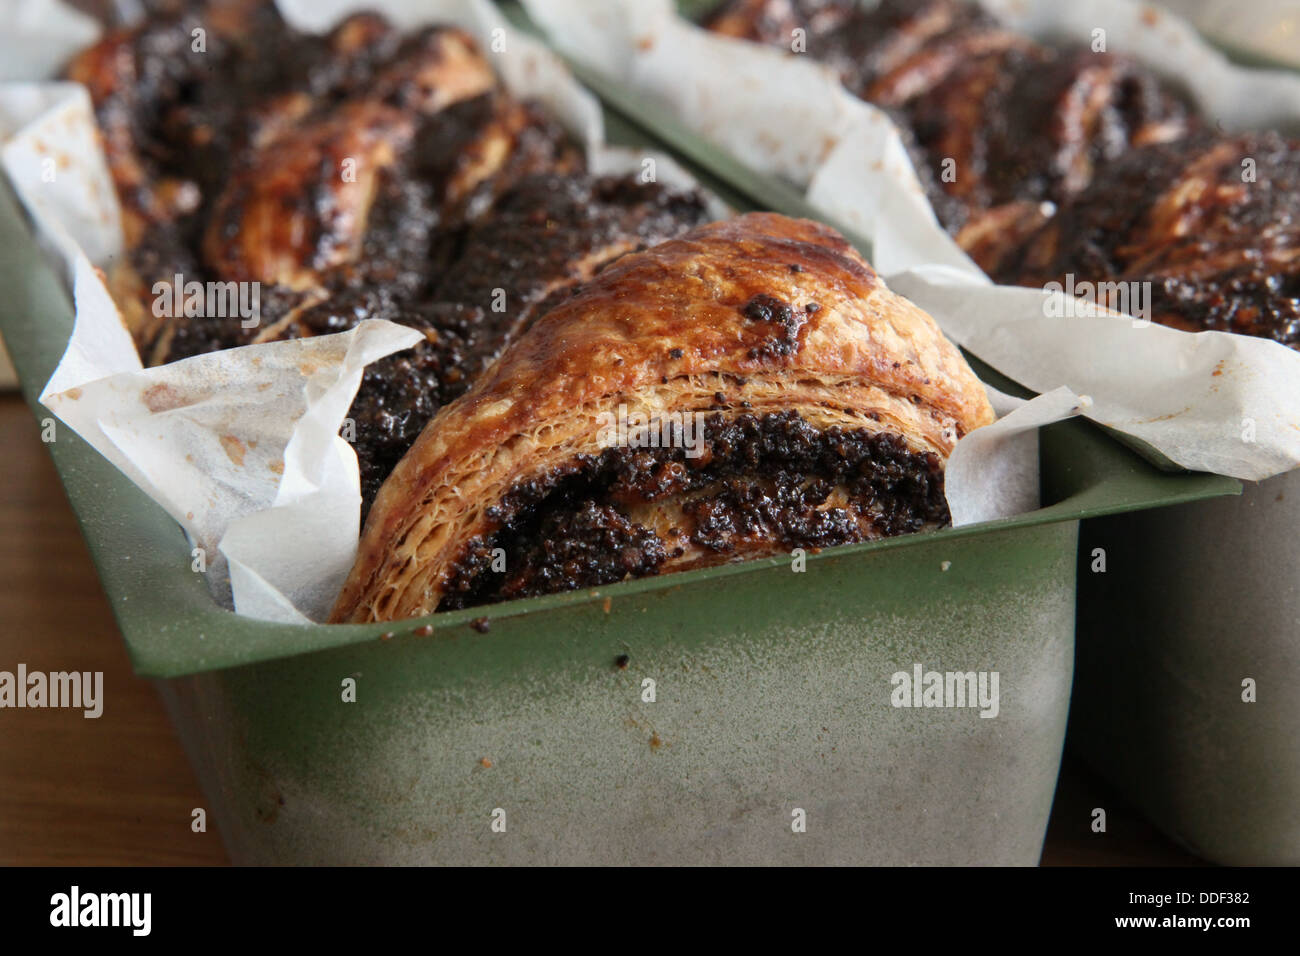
524;0;1300;481
43;287;423;621
948;386;1089;527
0;0;1080;625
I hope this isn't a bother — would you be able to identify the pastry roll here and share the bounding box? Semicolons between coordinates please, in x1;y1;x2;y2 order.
65;4;713;521
259;172;712;514
704;0;1198;274
331;213;994;622
1001;131;1300;348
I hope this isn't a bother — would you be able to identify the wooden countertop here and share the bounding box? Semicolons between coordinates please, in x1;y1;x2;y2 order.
0;392;1203;866
0;393;227;865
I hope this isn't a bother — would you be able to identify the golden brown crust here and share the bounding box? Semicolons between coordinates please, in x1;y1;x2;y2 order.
330;212;993;622
202;100;414;289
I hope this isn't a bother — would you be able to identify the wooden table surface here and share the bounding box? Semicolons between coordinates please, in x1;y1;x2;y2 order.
0;392;1205;867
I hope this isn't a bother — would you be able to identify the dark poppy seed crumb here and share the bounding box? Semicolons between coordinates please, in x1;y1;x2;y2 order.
439;411;948;611
740;293;806;358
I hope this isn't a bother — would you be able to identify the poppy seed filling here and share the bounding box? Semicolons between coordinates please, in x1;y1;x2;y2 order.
439;410;949;610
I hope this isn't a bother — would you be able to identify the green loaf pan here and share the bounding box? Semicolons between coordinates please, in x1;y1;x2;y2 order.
517;0;1300;866
1065;40;1300;869
0;101;1236;862
1072;475;1300;866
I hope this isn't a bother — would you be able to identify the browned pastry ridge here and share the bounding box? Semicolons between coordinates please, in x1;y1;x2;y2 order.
331;213;994;622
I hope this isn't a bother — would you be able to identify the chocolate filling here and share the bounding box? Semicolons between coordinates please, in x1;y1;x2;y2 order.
439;410;948;610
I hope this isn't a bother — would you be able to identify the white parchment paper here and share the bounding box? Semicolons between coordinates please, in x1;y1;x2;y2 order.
0;0;1074;626
1155;0;1300;70
525;0;1300;481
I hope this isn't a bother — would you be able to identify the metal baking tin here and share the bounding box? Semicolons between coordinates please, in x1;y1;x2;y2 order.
527;0;1299;865
1072;477;1300;865
0;87;1237;862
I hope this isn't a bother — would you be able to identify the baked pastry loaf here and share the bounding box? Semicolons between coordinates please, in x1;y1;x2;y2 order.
331;213;994;622
705;0;1198;274
256;172;712;510
1001;131;1300;348
65;3;712;514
